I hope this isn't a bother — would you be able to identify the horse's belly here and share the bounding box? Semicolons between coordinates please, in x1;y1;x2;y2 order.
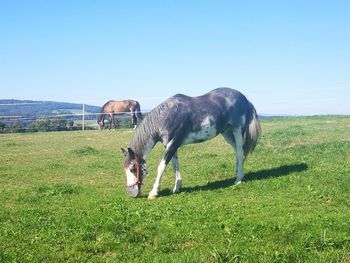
183;124;217;145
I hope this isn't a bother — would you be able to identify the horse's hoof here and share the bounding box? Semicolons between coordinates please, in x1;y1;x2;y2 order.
173;188;181;194
173;180;182;193
148;194;158;200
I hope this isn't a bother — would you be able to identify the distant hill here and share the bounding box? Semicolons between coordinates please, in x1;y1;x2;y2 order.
0;99;100;118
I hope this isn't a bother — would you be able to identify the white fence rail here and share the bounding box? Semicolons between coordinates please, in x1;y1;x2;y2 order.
0;103;147;132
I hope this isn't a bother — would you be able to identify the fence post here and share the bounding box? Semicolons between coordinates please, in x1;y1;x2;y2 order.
82;103;85;131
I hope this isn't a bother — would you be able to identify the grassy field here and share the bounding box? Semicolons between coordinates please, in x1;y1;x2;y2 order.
0;116;349;262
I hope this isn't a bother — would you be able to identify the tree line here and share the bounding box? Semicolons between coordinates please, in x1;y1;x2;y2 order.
0;118;78;133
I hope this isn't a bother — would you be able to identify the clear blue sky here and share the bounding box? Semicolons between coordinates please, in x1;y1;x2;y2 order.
1;0;349;115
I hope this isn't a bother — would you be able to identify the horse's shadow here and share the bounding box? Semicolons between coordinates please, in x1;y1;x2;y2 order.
159;163;308;196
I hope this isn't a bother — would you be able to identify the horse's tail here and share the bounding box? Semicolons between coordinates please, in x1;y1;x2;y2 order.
243;102;261;157
135;101;143;120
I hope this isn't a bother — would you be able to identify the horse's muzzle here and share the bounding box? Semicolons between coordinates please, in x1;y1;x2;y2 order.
126;185;140;197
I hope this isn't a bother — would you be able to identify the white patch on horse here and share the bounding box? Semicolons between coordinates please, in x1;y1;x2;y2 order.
183;116;217;145
241;115;246;126
125;167;136;186
166;139;174;150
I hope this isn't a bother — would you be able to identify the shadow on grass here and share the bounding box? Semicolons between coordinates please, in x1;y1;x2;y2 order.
160;163;308;195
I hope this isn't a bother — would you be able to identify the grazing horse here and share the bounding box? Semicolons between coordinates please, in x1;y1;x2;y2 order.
121;88;261;199
98;100;142;129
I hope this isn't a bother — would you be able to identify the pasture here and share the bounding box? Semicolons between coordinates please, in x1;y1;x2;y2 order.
0;116;349;262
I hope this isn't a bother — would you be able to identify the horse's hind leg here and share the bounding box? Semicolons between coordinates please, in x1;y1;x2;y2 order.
223;129;245;184
115;118;120;128
131;112;137;129
109;114;113;130
233;129;245;184
171;152;182;193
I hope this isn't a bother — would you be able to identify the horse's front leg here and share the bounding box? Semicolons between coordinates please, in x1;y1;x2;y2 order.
148;144;178;199
148;159;167;200
171;152;182;193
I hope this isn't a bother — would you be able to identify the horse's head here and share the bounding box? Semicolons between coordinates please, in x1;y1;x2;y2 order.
97;120;104;130
121;148;147;197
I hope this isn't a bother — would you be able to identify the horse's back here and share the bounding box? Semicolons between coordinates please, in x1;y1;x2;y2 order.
208;87;253;121
151;88;244;138
171;88;250;122
144;87;254;129
172;88;247;106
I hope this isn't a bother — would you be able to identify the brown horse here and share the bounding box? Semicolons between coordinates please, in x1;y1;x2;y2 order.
98;100;142;129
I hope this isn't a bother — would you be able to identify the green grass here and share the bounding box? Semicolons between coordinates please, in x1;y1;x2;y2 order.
0;116;349;262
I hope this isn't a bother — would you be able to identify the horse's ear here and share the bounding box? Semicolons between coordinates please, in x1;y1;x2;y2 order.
121;148;128;157
127;148;135;159
121;147;135;159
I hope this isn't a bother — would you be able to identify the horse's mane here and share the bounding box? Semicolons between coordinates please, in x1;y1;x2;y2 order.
130;100;173;156
100;100;114;111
